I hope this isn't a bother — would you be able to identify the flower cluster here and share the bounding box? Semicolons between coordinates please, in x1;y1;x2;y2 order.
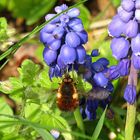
40;4;114;120
79;51;114;120
108;0;140;104
40;4;88;79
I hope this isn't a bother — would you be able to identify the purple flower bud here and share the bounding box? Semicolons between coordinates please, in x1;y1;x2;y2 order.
106;82;114;92
111;37;130;60
49;65;61;79
91;62;104;72
43;47;57;66
91;49;99;57
60;44;76;64
131;33;140;53
52;27;65;39
93;72;108;87
76;31;88;44
54;65;61;77
45;14;59;23
46;35;56;45
84;55;92;68
47;39;61;51
55;4;68;13
60;15;69;23
71;24;84;32
57;55;66;69
117;59;130;76
68;18;82;27
97;58;109;67
68;18;83;32
49;67;55;80
135;0;140;9
85;107;96;120
65;32;80;48
107;66;120;80
42;24;56;33
85;99;98;120
124;85;136;104
121;0;135;12
117;6;133;22
124;20;138;38
135;9;140;22
108;15;126;37
50;130;60;139
39;32;50;43
67;8;80;18
76;46;86;64
132;53;140;70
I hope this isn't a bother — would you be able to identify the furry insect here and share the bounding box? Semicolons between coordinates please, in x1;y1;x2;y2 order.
56;73;111;111
57;73;79;111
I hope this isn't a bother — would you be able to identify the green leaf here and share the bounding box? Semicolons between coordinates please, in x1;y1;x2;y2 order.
18;59;40;86
0;114;54;140
0;114;91;140
0;77;23;95
91;106;107;140
38;68;60;90
40;113;68;130
78;4;90;30
40;113;73;140
1;133;25;140
0;17;8;41
0;98;14;133
9;0;56;25
0;0;7;11
26;0;57;25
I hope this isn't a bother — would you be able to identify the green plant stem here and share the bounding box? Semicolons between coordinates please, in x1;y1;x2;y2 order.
125;103;136;140
73;107;85;133
21;93;26;118
125;62;137;140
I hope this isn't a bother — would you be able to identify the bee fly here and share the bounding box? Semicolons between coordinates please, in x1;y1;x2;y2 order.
56;74;111;112
57;73;79;111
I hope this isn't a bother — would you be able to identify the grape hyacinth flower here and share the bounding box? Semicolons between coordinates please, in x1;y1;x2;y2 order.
79;52;114;120
40;4;88;79
108;0;140;104
40;4;114;120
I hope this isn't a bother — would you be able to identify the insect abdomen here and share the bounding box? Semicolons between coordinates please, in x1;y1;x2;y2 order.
57;83;79;111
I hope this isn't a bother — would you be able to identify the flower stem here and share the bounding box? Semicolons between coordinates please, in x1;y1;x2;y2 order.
125;62;137;140
74;107;85;133
125;103;136;140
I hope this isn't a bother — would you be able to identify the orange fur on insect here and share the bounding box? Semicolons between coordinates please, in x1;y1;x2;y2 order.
57;74;79;111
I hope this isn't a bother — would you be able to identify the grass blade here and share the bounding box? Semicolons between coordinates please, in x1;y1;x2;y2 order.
0;114;91;140
91;106;108;140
